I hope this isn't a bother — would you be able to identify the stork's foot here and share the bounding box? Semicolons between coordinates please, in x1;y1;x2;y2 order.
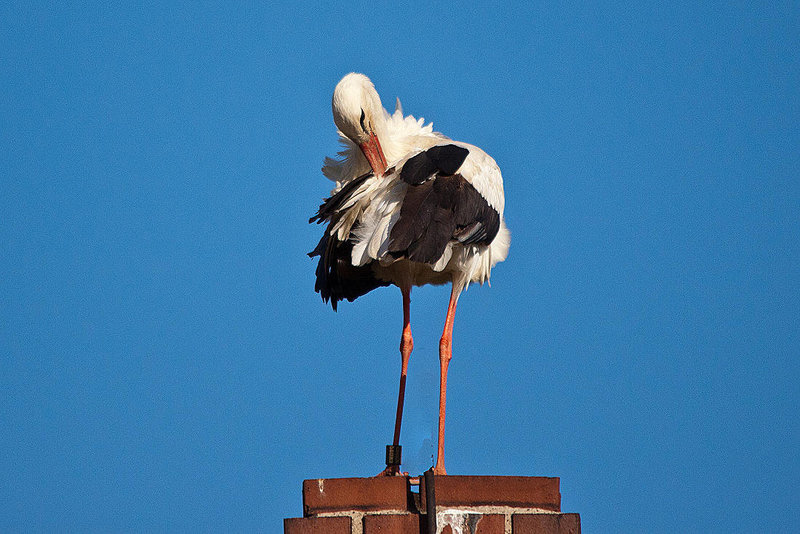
375;465;407;477
432;466;447;476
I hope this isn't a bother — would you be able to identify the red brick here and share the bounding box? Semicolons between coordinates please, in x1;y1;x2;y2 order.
475;514;505;533
303;477;411;515
363;513;422;533
420;476;561;512
512;513;581;534
284;516;351;534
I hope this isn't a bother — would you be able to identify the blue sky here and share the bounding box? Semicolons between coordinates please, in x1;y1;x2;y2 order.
2;2;798;532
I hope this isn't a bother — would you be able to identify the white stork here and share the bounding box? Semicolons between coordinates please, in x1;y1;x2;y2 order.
309;73;510;475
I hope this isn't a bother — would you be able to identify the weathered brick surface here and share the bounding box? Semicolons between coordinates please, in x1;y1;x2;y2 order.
513;513;581;534
436;512;505;534
421;476;561;512
303;477;411;515
475;513;505;533
289;477;579;534
284;516;351;534
363;513;422;533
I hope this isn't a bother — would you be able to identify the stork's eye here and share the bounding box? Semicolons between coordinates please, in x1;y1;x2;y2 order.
359;108;367;131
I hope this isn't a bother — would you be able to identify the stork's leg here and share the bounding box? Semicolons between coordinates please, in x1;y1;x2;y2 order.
434;284;460;475
394;286;414;447
380;286;413;476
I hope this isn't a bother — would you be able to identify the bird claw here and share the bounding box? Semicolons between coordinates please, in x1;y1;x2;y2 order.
375;465;408;477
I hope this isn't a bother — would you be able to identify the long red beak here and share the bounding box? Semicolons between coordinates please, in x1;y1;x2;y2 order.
359;132;387;177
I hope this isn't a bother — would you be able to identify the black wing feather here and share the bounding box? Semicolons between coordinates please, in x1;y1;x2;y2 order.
388;171;500;265
400;144;470;185
309;171;372;224
308;173;390;309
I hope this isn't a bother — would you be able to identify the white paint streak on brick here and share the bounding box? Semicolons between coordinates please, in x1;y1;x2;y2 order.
437;509;478;534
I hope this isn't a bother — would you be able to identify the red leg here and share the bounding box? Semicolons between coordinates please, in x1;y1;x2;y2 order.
379;286;413;476
393;286;413;447
434;284;460;475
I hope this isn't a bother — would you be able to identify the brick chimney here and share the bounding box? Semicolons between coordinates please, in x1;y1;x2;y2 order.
284;475;580;533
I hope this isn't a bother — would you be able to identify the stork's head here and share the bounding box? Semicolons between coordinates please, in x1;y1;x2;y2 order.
332;73;388;176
